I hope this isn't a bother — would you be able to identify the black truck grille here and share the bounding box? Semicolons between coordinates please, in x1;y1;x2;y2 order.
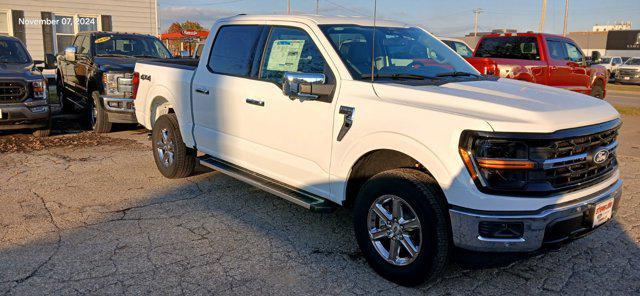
531;123;619;192
0;81;27;103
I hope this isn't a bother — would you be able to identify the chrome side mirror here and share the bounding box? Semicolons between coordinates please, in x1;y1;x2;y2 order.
64;46;76;62
282;72;333;100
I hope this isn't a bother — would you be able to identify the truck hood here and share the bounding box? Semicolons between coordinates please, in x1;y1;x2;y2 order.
94;56;165;72
0;63;43;80
373;78;619;133
618;65;640;71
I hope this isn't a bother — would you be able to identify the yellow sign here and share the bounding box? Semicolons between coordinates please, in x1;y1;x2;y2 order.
95;36;111;43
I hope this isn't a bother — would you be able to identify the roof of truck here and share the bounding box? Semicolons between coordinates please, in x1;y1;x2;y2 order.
219;14;409;28
480;32;570;40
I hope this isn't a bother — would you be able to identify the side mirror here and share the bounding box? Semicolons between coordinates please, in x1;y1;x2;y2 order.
64;46;76;62
282;72;333;100
44;54;57;69
179;50;190;58
591;51;602;64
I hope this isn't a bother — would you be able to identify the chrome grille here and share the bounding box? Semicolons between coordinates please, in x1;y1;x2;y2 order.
0;81;27;103
618;68;639;76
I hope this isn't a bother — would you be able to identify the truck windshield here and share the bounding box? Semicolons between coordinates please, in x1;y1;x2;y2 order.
475;36;540;60
624;58;640;65
600;57;611;64
94;35;172;59
0;39;31;64
320;25;479;81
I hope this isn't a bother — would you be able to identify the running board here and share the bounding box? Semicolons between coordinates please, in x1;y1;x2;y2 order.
198;155;336;213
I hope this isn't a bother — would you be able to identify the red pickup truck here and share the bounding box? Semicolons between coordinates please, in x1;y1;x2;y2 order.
467;33;607;98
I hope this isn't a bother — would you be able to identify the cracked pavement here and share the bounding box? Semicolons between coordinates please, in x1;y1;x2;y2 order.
1;116;639;295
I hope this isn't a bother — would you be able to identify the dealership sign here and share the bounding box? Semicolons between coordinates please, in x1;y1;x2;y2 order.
182;30;199;36
606;30;640;50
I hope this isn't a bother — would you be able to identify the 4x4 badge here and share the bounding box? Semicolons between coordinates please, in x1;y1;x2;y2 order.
593;149;609;164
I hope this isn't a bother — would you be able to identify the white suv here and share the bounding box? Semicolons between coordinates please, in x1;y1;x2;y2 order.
133;15;622;285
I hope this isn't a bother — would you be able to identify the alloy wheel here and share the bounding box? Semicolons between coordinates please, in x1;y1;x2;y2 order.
156;128;175;168
367;194;422;266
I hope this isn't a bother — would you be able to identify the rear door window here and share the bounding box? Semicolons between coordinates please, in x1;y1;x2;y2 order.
207;25;264;77
475;36;540;60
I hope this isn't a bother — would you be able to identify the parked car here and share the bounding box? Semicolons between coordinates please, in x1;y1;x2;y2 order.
598;56;624;80
439;37;501;76
615;57;640;85
0;36;54;137
55;31;173;133
134;15;621;286
468;33;608;98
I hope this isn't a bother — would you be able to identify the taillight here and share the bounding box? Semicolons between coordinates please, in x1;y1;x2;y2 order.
132;72;140;99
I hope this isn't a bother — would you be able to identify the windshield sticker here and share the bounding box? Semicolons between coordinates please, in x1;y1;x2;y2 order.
95;36;111;43
266;40;305;72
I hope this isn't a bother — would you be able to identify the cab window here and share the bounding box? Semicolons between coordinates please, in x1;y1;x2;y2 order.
546;39;566;61
564;42;584;63
207;25;264;77
259;27;327;84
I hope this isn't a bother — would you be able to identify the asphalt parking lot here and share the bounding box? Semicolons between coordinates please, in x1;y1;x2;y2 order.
1;93;640;295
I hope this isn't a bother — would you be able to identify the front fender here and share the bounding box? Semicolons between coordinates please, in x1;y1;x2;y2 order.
332;132;453;202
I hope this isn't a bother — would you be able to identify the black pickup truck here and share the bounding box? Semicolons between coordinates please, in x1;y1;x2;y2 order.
56;32;172;133
0;36;55;137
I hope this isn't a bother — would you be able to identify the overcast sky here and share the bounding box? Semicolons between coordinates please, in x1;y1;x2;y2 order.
158;0;640;37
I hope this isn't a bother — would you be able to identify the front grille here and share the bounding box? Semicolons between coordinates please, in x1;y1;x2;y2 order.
531;124;619;191
0;81;28;103
618;69;639;77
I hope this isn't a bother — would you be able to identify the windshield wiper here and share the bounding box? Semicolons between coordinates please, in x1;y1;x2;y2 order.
360;73;439;80
435;71;479;78
134;55;161;59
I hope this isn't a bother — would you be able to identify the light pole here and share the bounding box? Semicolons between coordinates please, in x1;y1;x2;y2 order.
473;8;483;37
287;0;291;15
563;0;569;36
539;0;547;32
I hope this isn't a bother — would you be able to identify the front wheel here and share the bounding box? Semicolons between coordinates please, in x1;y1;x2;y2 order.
152;113;196;179
87;91;112;133
353;169;451;286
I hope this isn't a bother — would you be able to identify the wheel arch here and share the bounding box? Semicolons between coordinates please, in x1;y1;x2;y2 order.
338;134;451;208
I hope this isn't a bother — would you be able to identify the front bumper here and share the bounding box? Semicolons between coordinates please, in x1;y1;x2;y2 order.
0;100;51;130
100;96;137;124
449;179;622;252
615;75;640;84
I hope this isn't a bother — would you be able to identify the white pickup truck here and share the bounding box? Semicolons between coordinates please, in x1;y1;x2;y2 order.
133;15;622;285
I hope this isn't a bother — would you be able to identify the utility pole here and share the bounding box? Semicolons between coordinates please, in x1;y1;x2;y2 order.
563;0;569;36
316;0;319;14
287;0;291;15
473;8;483;37
539;0;547;32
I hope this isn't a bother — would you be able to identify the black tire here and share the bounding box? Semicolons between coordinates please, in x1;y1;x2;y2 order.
33;121;52;137
152;114;196;179
87;91;112;133
591;80;605;99
353;168;451;286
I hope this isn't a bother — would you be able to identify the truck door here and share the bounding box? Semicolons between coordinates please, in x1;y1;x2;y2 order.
74;35;92;95
243;25;337;197
63;35;82;93
563;41;590;93
544;38;572;90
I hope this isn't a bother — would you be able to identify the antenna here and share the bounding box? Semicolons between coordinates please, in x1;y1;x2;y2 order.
370;0;377;83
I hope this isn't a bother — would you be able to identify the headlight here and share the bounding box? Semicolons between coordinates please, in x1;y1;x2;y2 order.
103;73;133;97
459;132;535;192
31;80;47;101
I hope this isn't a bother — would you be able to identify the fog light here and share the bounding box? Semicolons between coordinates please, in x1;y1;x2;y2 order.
479;221;524;239
30;106;49;113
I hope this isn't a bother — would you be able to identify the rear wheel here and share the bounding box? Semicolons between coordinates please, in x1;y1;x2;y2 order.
591;80;605;99
353;169;451;286
152;113;196;179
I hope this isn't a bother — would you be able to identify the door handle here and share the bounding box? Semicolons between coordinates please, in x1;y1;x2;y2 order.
245;98;265;107
195;88;209;95
551;66;558;70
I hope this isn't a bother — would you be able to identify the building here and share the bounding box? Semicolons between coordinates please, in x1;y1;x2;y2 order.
593;21;632;32
0;0;159;60
569;30;640;58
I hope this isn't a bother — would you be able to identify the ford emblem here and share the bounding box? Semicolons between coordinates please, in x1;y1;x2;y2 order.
593;149;609;164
